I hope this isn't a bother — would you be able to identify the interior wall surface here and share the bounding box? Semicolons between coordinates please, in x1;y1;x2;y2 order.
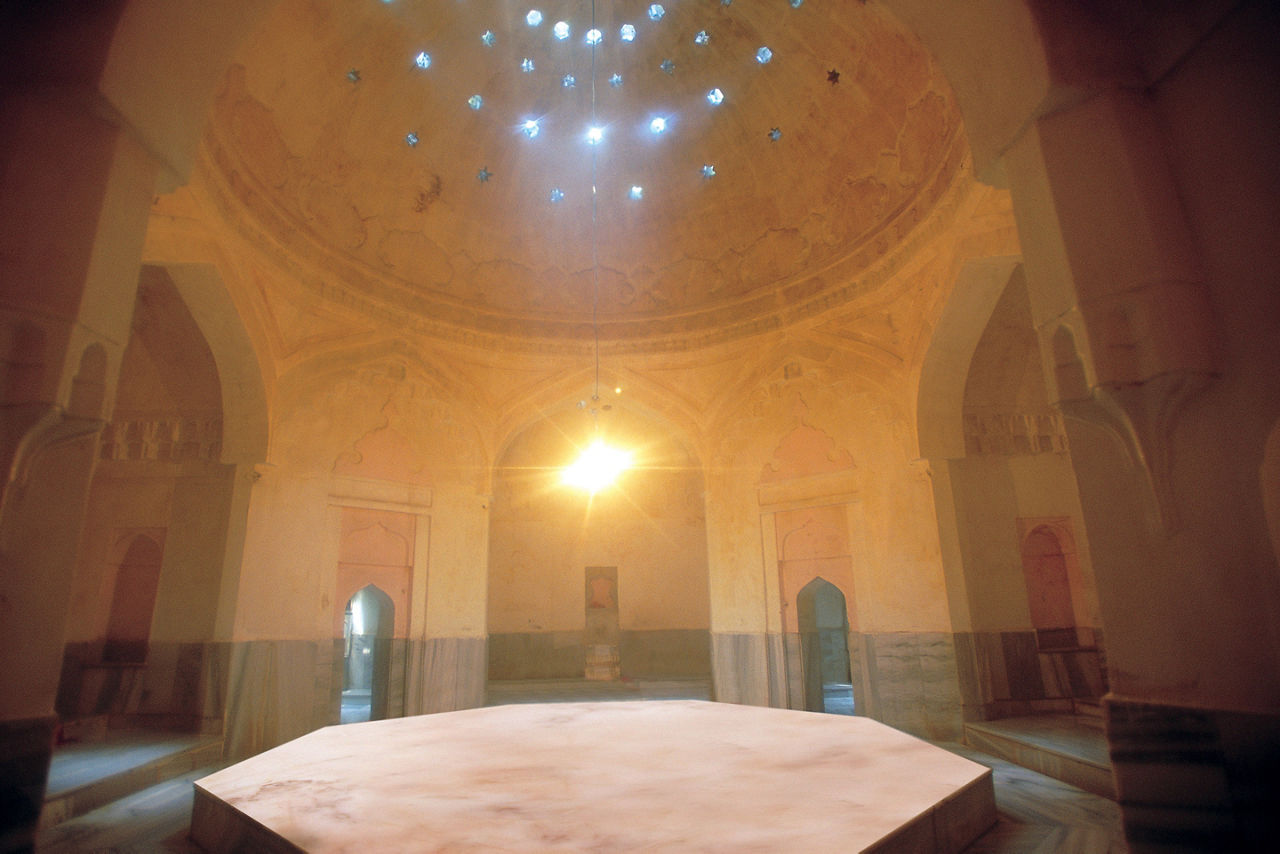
705;359;963;738
56;270;234;737
224;357;488;756
4;3;1279;853
488;406;711;681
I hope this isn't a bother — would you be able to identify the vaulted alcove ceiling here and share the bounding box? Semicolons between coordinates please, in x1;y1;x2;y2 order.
200;0;965;348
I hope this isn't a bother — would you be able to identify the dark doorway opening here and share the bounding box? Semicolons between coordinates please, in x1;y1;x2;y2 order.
797;577;854;715
341;584;394;724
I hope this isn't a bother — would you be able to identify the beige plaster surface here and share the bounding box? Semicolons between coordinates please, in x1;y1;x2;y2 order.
193;701;994;853
201;0;964;344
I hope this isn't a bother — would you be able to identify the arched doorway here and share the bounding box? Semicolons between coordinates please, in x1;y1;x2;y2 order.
796;578;854;715
342;585;394;724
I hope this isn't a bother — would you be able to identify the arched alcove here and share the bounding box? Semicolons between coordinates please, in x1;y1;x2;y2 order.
1020;525;1077;649
103;535;164;663
342;584;395;724
919;262;1107;718
487;402;711;686
57;266;250;734
796;578;854;715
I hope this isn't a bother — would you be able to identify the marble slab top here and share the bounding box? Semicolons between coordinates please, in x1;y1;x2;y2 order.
194;700;991;853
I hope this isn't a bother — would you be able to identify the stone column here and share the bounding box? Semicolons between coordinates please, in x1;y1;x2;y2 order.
0;88;160;851
1005;78;1280;851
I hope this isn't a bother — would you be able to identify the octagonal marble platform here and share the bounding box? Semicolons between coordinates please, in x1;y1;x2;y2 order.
191;701;994;853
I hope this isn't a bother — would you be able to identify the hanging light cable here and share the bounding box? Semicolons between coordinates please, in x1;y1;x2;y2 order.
589;0;601;407
564;0;632;493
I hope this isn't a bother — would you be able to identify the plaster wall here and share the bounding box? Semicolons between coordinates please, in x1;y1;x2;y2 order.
709;371;952;635
949;452;1098;632
488;406;711;679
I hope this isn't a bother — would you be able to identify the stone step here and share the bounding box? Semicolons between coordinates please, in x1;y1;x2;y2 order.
40;731;223;830
963;714;1115;799
1072;698;1105;728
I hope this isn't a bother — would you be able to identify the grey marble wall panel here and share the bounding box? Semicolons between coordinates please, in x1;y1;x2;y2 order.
488;631;713;681
224;640;329;759
618;630;711;677
54;642;143;720
765;632;788;708
918;633;963;739
55;641;231;734
954;631;1108;720
487;632;584;680
1000;631;1044;701
860;634;883;720
846;631;866;713
324;639;343;729
952;632;985;720
975;632;1009;702
711;632;769;706
417;636;486;714
783;633;805;710
860;633;963;740
386;639;407;717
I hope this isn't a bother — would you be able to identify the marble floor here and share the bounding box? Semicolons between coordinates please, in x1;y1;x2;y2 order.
36;700;1128;853
823;682;856;715
941;742;1126;853
339;688;371;724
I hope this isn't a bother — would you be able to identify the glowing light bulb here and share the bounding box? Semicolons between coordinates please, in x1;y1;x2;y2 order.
620;24;636;42
586;126;604;145
585;28;603;46
562;440;632;493
527;10;543;27
553;21;570;40
629;185;644;200
414;51;431;69
649;116;667;134
648;4;665;21
706;87;724;105
521;119;540;139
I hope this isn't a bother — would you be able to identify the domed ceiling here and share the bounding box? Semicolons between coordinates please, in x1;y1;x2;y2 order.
204;0;963;347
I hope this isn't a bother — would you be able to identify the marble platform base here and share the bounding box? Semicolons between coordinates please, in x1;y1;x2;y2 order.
191;701;995;853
